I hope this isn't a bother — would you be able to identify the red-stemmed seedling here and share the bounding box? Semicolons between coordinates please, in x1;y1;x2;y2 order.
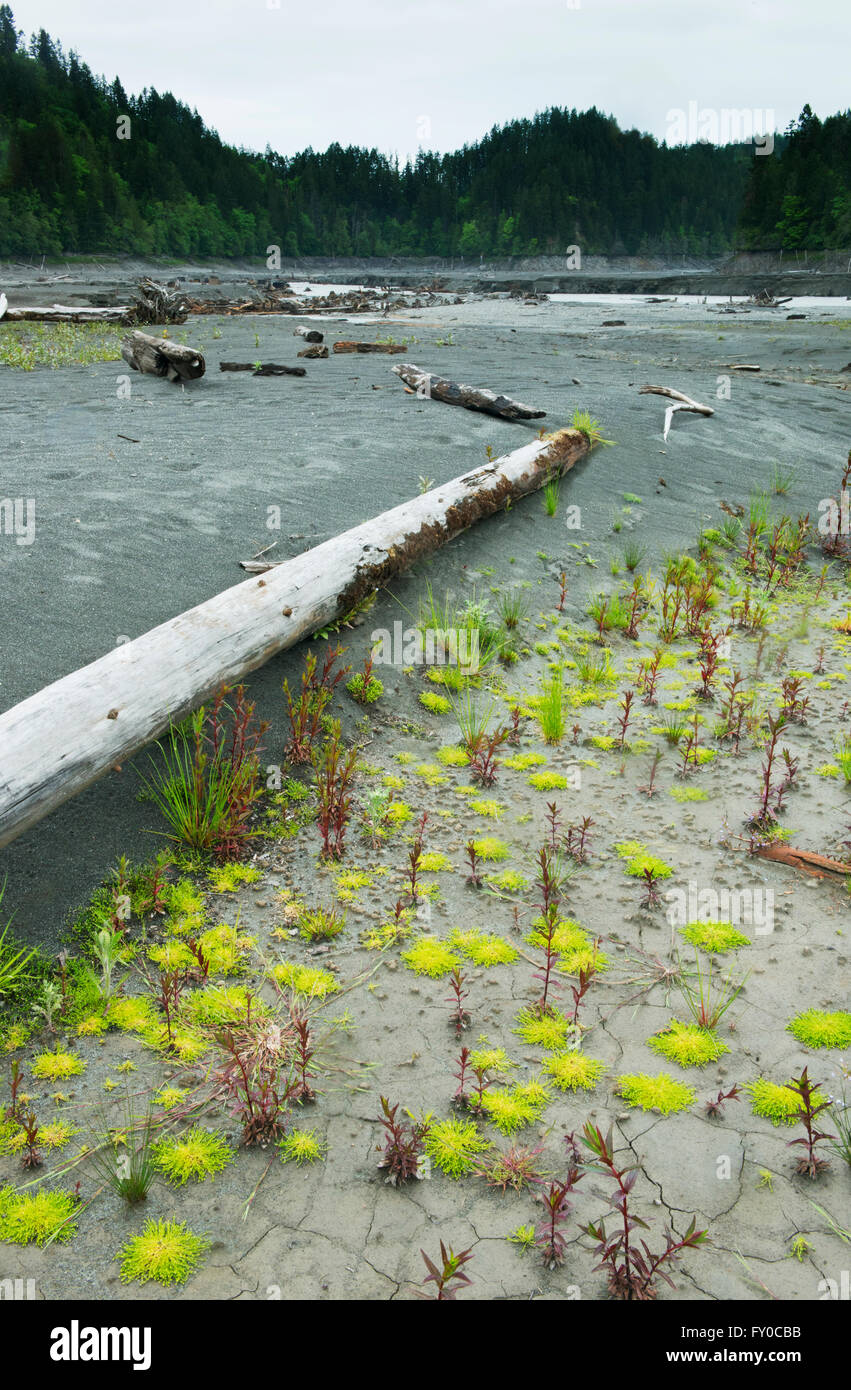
465;840;483;888
446;968;470;1038
533;1167;583;1270
377;1095;423;1186
283;646;348;763
787;1068;834;1179
417;1242;474;1300
581;1122;708;1300
615;689;635;749
637;749;662;798
705;1084;741;1119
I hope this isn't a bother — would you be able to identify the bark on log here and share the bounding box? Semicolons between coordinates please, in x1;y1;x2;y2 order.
333;341;407;354
0;425;593;849
121;330;205;383
754;843;851;879
219;362;306;376
392;362;546;421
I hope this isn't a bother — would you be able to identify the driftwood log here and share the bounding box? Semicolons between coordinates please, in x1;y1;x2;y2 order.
121;331;205;383
294;327;324;343
333;341;406;354
298;345;328;359
392;362;546;421
754;843;851;879
2;302;130;323
130;278;188;325
638;384;714;442
219;362;306;377
0;425;594;849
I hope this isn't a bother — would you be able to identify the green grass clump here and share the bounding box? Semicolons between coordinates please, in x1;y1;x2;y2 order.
419;692;451;715
31;1049;86;1080
277;1128;327;1165
543;1053;605;1092
449;928;517;967
747;1079;802;1126
423;1118;490;1178
401;936;460;978
270;963;339;998
347;672;384;703
118;1219;211;1287
0;1186;79;1245
470;837;510;862
647;1019;729;1068
296;907;345;941
681;921;750;953
616;1072;695;1115
152;1127;235;1185
615;841;674;880
0;321;124;370
786;1010;851;1050
513;1008;574;1051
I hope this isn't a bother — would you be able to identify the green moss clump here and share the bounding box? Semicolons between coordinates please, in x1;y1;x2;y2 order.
470;837;510;862
450;928;517;967
419;852;452;872
180;984;261;1026
485;869;529;894
0;1186;79;1245
479;1085;549;1135
513;1008;574;1051
681;920;750;953
616;1072;695;1115
786;1009;851;1050
401;936;460;978
31;1049;86;1080
543;1052;605;1092
278;1128;327;1165
118;1219;211;1287
747;1079;802;1126
207;862;262;893
347;672;384;703
436;745;469;766
269;963;339;998
423;1118;490;1178
647;1019;729;1068
419;691;451;714
153;1127;235;1185
615;842;674;880
528;771;568;790
503;751;547;770
107;997;156;1033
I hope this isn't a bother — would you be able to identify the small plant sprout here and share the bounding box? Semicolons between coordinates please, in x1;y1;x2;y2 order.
675;949;748;1031
474;1142;547;1193
376;1096;423;1185
277;1128;326;1166
786;1068;834;1179
534;1170;583;1270
346;650;384;704
581;1123;708;1299
417;1241;474;1300
465;839;483;887
446;968;471;1037
705;1084;741;1119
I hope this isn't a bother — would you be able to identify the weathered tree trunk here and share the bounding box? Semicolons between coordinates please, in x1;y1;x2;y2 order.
121;331;205;383
0;425;593;849
1;302;130;323
219;362;306;377
333;340;407;354
298;345;328;359
294;327;324;343
392;362;546;420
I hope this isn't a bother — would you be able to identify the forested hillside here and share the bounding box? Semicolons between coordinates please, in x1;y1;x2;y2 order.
0;6;846;262
737;105;851;251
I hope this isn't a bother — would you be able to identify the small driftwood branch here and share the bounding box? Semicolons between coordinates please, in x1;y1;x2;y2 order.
639;384;714;442
392;362;546;421
333;340;407;354
121;330;205;383
754;843;851;879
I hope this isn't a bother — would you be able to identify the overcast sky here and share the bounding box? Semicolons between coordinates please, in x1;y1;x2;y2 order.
7;0;849;160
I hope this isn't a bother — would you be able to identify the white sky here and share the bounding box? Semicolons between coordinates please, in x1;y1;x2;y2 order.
7;0;849;161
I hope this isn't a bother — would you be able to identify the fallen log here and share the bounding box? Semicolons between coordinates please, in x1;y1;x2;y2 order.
639;384;714;443
392;363;546;421
294;327;324;343
219;361;306;377
754;843;851;879
333;340;407;354
0;425;594;849
298;345;328;359
2;302;130;323
121;330;205;383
